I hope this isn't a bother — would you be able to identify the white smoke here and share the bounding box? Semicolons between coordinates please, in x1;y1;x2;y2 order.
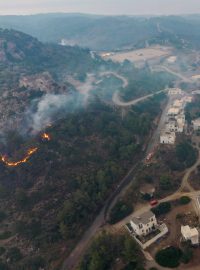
29;93;83;133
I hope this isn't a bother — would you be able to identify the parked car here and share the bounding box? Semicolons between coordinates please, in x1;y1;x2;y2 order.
150;199;158;206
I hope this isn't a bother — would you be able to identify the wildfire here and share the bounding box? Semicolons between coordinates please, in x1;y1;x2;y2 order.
41;133;51;141
1;147;38;167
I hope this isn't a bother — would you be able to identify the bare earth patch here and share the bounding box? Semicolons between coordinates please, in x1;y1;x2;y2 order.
101;46;172;63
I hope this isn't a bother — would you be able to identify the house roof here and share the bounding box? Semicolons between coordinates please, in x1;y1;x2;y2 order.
181;225;199;239
193;118;200;126
168;107;180;115
131;210;154;225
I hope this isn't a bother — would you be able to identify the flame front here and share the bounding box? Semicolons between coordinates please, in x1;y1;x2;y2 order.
1;147;38;167
42;133;51;141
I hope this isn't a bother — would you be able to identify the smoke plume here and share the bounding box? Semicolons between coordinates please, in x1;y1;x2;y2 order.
26;92;84;134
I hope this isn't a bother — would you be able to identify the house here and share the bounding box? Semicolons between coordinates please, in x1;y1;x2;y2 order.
167;107;180;117
192;118;200;131
165;120;178;132
168;88;182;95
184;96;193;103
173;99;184;108
130;210;157;236
181;225;199;245
160;131;176;144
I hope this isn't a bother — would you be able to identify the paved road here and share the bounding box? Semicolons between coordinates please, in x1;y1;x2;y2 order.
154;65;192;83
61;206;105;270
145;95;172;156
61;162;142;270
61;91;171;270
113;188;200;231
100;71;128;88
112;89;166;107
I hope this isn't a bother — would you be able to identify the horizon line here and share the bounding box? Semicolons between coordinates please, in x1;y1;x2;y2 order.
0;11;199;17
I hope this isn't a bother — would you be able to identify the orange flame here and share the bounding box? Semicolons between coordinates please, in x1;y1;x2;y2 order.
41;133;51;141
1;147;38;167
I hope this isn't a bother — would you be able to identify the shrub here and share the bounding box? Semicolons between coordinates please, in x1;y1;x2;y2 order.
159;175;172;190
6;247;23;263
21;256;46;270
152;202;171;216
155;246;182;268
0;247;5;256
0;231;12;240
176;142;197;168
109;201;133;224
0;260;8;270
181;250;193;264
179;196;191;205
0;211;6;222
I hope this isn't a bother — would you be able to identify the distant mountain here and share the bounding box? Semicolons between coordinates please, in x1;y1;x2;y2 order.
0;14;200;50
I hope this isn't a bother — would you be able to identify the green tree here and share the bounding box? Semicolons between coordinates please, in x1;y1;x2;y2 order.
6;247;22;263
159;175;172;190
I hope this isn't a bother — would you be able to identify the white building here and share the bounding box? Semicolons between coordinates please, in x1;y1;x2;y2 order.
181;225;199;245
192;118;200;131
166;119;185;133
160;131;176;144
167;56;177;64
130;211;157;236
184;96;193;103
165;120;178;132
168;88;182;95
167;107;180;117
173;99;184;108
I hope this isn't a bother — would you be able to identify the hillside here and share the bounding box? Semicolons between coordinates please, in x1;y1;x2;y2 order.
0;95;165;270
0;14;200;50
0;29;173;269
0;28;108;135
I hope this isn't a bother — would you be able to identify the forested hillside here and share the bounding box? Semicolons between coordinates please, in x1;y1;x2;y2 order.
0;95;165;269
0;28;173;269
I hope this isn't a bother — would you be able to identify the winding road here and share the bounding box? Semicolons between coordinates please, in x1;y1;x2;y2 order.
153;65;193;83
112;89;167;107
100;71;128;88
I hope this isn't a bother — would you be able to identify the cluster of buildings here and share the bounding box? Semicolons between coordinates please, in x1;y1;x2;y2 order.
160;88;193;145
126;208;200;250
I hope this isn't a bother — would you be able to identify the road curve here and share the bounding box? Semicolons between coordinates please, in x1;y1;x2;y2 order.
154;65;193;83
100;71;128;88
112;89;166;107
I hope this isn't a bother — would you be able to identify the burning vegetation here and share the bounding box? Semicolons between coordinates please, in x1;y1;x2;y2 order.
1;147;38;167
41;133;51;141
0;133;51;167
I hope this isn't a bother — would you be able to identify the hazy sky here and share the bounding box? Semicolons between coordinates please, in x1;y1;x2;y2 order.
0;0;200;15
